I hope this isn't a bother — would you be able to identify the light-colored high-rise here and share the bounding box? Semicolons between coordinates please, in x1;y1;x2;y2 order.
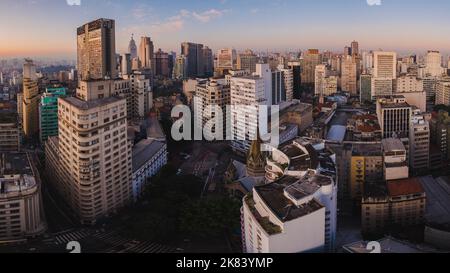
424;50;445;77
341;56;358;94
173;55;188;79
237;50;258;74
22;59;39;138
128;34;137;59
302;49;321;84
77;18;117;80
394;75;426;112
216;48;237;71
46;19;132;225
410;112;430;172
374;51;397;79
436;81;450;106
139;37;154;70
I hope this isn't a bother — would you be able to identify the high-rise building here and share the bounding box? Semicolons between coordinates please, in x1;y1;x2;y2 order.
377;96;412;139
154;49;170;78
0;153;47;241
120;53;132;76
351;40;359;57
360;74;372;103
39;86;66;143
410;112;430;173
374;51;397;79
436;81;450;106
301;49;321;85
394;75;426;112
382;138;409;181
341;56;358;94
216;48;237;75
424;50;445;77
46;19;132;225
77;18;117;80
237;50;258;74
181;42;205;78
22;59;39;138
287;61;301;99
139;37;154;70
128;34;137;59
315;64;327;97
202;46;214;77
173;55;188;80
194;78;230;140
0;103;20;151
277;65;294;102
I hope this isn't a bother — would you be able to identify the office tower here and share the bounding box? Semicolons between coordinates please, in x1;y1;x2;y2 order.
194;78;230;140
0;103;20;151
423;76;438;111
0;153;46;241
173;55;188;80
410;112;430;173
374;51;397;78
287;61;301;99
360;74;372;103
237;49;258;74
341;56;358;94
344;46;351;56
181;42;205;78
230;64;270;154
278;65;294;102
382;138;409;181
351;40;359;57
128;71;153;119
330;55;341;74
46;19;132;225
121;53;132;76
216;48;237;75
424;50;445;77
372;51;397;98
301;49;321;85
394;75;426;112
77;18;117;80
315;64;327;97
154;49;170;78
436;81;450;106
350;143;383;200
377;96;412;139
39;86;66;143
202;46;214;77
271;69;286;105
22;59;39;138
139;37;154;70
128;34;137;59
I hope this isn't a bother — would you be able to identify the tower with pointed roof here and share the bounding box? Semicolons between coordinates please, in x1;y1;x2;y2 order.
128;34;137;59
246;133;266;177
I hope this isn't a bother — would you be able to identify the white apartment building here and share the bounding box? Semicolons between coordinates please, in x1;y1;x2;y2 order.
131;139;167;202
382;138;409;181
424;51;445;77
436;81;450;106
242;169;336;253
46;80;132;225
394;75;426;112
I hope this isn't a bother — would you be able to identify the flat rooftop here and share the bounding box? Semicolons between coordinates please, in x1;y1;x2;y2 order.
132;139;166;172
61;96;123;110
255;175;324;222
145;114;166;141
279;142;319;171
382;138;406;152
352;143;382;156
0;153;36;196
387;177;425;197
0;153;33;176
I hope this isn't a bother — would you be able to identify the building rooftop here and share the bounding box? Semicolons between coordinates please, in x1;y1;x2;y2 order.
61;96;123;110
382;138;406;152
326;125;347;142
387;177;425;197
0;153;37;197
145;113;166;141
132;139;166;172
279;141;319;171
343;237;433;253
254;175;325;222
352;143;382;156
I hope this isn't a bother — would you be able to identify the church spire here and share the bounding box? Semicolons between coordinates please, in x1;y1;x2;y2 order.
246;131;266;177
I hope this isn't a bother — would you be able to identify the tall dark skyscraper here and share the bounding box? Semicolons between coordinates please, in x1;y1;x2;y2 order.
77;18;117;80
181;42;205;78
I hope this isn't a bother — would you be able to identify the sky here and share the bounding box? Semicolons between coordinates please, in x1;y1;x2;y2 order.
0;0;450;59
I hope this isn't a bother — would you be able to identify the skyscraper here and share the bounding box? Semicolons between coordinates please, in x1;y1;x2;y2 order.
351;40;359;57
181;42;204;78
128;34;137;59
202;46;214;77
216;48;237;75
288;61;302;99
372;51;397;98
154;49;170;78
173;55;188;79
22;59;40;138
237;50;258;74
301;49;321;85
341;56;358;94
139;37;154;69
424;50;445;77
77;18;117;80
46;19;132;225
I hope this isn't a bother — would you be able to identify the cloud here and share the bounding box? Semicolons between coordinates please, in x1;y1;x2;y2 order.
367;0;382;6
191;9;229;23
66;0;81;6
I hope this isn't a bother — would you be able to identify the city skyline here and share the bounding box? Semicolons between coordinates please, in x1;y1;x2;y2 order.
1;0;450;59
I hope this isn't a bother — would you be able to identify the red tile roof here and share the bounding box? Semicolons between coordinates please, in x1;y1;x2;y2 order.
387;178;425;197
